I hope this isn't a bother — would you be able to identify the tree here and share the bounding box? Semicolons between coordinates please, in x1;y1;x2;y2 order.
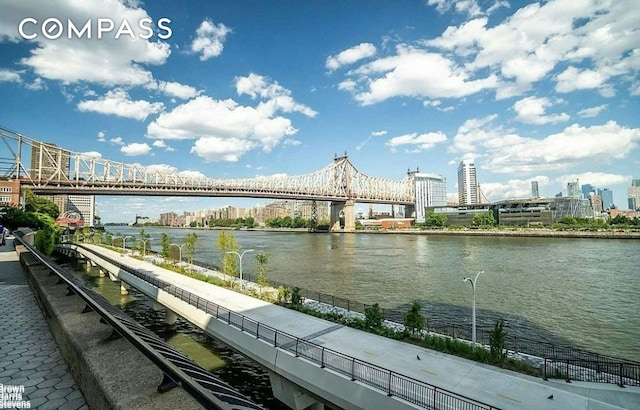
424;210;447;227
404;301;425;337
472;210;496;227
255;252;270;290
364;303;384;331
184;232;198;269
160;233;171;258
215;231;239;281
24;189;60;219
489;319;507;363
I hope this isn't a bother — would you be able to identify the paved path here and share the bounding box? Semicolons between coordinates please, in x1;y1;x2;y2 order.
0;238;87;410
85;244;640;410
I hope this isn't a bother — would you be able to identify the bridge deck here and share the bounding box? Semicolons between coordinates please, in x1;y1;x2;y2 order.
83;244;638;410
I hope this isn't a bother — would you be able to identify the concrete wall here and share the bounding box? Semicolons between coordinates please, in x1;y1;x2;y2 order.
17;245;203;410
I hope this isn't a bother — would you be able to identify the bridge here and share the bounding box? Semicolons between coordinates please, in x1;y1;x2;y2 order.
0;125;417;231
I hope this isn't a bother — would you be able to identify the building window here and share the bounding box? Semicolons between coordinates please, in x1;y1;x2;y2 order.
0;187;12;192
0;196;11;203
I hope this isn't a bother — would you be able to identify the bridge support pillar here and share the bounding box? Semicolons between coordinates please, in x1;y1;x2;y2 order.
165;308;178;331
149;299;165;311
404;204;416;219
120;282;129;296
108;273;118;282
330;200;355;232
98;268;106;278
268;371;324;410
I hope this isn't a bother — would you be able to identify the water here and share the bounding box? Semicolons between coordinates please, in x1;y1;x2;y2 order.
111;227;640;362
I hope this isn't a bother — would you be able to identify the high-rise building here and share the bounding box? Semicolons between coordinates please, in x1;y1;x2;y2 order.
457;159;478;206
67;195;96;227
589;193;603;214
581;184;595;199
628;180;640;210
567;180;581;198
414;173;447;222
531;181;539;198
30;142;70;180
597;188;614;210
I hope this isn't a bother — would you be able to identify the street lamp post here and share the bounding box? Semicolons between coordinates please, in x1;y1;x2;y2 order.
226;249;254;288
123;236;132;254
170;243;186;265
141;238;152;257
463;270;485;348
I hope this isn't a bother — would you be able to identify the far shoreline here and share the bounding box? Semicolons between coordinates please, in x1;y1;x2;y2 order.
110;225;640;239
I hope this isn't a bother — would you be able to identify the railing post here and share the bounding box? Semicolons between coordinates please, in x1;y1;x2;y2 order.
619;363;624;387
241;316;244;332
387;371;392;396
321;347;325;368
351;358;356;381
565;360;571;383
543;358;547;380
228;311;231;324
273;331;277;347
295;340;299;357
256;322;260;339
433;386;437;408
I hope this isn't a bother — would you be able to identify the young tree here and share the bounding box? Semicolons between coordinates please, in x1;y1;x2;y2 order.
364;303;384;331
160;233;171;258
489;319;507;363
255;252;270;290
472;210;496;227
184;232;198;270
215;231;239;281
424;210;447;227
404;301;425;337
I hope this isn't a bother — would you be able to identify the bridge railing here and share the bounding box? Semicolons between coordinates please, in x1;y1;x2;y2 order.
71;244;499;410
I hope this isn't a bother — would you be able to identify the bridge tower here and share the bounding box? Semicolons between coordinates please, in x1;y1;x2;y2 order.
330;152;356;232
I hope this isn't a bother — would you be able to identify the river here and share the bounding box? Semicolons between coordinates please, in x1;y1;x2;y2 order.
108;226;639;362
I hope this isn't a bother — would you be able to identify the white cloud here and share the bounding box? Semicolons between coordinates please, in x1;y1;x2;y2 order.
385;132;448;153
0;69;21;83
283;138;301;146
121;142;151;156
79;151;102;158
154;81;200;100
348;45;498;105
236;73;317;117
513;96;570;124
190;20;231;61
326;43;377;71
97;131;106;142
190;137;254;162
479;176;551;201
485;121;640;173
0;0;171;87
110;137;124;145
555;66;605;93
578;104;607;118
152;140;174;151
147;75;315;161
371;130;387;137
427;0;483;16
25;77;46;90
77;89;164;121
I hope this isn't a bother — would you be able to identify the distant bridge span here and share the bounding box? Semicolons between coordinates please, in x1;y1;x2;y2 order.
0;125;417;230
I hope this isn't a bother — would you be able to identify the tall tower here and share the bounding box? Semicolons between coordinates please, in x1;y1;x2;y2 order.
567;180;581;198
414;172;446;222
597;188;614;210
457;159;478;205
531;181;539;198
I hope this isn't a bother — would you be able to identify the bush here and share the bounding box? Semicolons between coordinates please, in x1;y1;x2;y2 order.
364;303;384;331
489;319;507;363
404;301;425;337
291;287;303;305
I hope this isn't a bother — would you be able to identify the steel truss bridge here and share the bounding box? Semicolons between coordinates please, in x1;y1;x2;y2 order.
0;125;415;206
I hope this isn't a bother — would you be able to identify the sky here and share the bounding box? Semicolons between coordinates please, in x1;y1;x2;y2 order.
0;0;638;222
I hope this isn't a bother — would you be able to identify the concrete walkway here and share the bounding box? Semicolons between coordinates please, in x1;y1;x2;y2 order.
0;237;88;410
84;244;640;410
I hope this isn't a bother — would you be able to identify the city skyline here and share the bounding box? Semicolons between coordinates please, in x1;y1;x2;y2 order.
1;0;639;221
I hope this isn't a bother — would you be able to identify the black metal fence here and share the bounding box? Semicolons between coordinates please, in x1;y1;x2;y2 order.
72;243;500;410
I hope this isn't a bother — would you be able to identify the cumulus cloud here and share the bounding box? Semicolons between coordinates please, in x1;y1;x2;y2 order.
513;96;570;124
121;142;151;156
0;69;21;83
0;0;171;87
110;137;124;145
348;45;498;105
555;172;631;187
427;0;483;16
190;20;231;61
147;75;315;161
77;89;164;121
479;176;551;201
326;43;377;71
153;81;200;100
97;131;106;142
386;132;448;153
79;151;102;158
578;104;607;118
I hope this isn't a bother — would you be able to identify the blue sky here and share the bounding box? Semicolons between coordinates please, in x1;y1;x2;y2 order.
0;0;638;222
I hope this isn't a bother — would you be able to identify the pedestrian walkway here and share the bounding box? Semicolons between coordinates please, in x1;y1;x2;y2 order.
84;244;640;410
0;237;87;410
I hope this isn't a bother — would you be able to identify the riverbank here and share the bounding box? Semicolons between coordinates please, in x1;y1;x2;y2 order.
355;228;640;239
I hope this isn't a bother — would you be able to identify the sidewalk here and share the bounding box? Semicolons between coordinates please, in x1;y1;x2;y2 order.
0;237;87;410
86;244;640;410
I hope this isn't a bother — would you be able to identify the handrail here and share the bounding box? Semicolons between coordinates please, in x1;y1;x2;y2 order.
15;232;262;410
67;243;500;410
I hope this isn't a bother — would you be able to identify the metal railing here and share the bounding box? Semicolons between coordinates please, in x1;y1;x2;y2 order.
15;233;262;410
68;243;500;410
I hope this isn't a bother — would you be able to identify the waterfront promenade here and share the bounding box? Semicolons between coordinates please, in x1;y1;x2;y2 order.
0;237;88;410
80;243;640;409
